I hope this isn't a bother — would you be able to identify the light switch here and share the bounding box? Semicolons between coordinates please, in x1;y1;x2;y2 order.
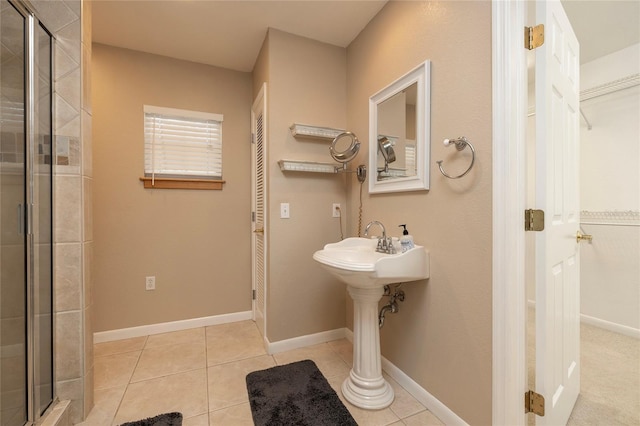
280;203;290;219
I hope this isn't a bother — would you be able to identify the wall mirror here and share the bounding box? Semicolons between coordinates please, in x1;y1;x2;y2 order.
369;60;431;193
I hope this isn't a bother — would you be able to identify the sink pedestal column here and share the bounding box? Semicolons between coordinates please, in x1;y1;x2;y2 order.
342;285;394;409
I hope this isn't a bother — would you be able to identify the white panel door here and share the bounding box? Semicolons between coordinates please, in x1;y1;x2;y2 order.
251;83;267;338
535;1;580;424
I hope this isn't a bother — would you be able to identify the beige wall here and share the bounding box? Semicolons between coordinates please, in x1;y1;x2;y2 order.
252;35;269;100
92;2;494;422
253;30;351;342
92;44;253;331
346;2;493;424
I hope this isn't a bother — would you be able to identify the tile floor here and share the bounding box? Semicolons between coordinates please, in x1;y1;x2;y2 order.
80;320;444;426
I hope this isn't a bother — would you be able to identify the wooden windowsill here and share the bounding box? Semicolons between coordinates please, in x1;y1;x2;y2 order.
139;177;225;190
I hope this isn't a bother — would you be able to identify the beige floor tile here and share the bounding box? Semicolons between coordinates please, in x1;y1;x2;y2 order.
74;387;127;426
401;409;444;425
206;321;266;366
74;410;112;426
344;401;401;426
327;375;401;426
91;386;126;422
94;351;140;390
273;343;350;380
208;355;275;411
94;336;147;358
328;338;354;367
145;327;205;349
131;340;206;383
183;412;210;426
384;374;427;419
209;403;254;426
113;368;208;425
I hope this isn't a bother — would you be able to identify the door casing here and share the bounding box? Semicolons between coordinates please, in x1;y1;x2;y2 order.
251;83;268;341
492;2;534;424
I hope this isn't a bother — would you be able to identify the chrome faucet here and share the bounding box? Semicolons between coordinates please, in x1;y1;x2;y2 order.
364;221;396;254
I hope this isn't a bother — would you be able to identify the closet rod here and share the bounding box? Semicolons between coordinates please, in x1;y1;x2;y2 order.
581;222;640;227
579;109;592;130
580;73;640;102
527;74;639;129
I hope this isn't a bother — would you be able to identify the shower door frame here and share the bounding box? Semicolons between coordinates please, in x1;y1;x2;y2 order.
5;1;56;423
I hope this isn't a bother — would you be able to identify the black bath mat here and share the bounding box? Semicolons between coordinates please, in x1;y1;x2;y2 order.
246;359;357;426
119;412;182;426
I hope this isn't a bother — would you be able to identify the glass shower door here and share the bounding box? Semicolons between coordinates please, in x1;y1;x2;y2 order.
1;2;54;423
0;2;28;425
33;21;53;416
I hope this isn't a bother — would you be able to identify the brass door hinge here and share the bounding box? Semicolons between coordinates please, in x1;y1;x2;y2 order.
525;209;545;231
252;289;256;300
525;24;545;50
525;390;545;416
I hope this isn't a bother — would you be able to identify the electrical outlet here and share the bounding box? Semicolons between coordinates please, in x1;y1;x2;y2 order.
333;203;341;218
145;276;155;290
280;203;290;219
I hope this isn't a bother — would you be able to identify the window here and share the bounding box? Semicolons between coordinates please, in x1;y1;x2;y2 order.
141;105;225;189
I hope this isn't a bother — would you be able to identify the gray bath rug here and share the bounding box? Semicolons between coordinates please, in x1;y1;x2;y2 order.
119;412;182;426
246;359;358;426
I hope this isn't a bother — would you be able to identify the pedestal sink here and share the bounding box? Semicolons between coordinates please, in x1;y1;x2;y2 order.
313;237;429;410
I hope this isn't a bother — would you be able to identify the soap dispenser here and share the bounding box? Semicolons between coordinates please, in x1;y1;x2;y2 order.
398;225;415;252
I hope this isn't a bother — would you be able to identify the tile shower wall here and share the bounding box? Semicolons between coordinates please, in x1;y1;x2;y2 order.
33;0;92;422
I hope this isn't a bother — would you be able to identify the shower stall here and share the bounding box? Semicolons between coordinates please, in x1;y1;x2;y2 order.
1;1;54;424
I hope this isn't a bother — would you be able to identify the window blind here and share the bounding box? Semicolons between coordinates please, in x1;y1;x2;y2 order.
144;105;223;181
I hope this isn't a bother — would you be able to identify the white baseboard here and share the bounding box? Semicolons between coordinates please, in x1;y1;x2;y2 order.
527;300;639;339
580;314;640;339
381;358;469;426
266;328;348;354
93;311;253;344
343;329;466;425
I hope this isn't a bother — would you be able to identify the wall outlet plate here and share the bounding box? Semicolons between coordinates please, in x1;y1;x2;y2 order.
333;203;341;217
145;276;155;290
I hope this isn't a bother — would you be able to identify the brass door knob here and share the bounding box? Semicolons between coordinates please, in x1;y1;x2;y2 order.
576;231;593;243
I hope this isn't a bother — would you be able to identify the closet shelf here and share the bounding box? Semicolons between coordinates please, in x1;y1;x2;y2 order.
290;123;345;141
278;160;339;174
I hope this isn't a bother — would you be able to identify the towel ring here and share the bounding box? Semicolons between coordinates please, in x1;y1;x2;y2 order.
436;137;476;179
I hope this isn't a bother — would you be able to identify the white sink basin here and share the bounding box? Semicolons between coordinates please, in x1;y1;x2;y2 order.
313;237;429;288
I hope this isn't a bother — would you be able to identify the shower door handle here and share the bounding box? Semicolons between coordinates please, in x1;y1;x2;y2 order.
17;204;24;235
576;231;593;243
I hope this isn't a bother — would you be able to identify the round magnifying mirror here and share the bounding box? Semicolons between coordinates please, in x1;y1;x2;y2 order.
330;132;360;164
377;136;396;163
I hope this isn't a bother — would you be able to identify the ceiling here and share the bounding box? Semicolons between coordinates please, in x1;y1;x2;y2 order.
92;1;640;73
91;1;388;72
560;0;639;64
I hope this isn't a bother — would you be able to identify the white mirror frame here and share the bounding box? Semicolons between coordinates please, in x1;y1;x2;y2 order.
369;60;431;193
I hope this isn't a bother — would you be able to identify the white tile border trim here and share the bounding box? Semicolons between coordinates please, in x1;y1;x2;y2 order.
93;311;252;344
343;329;466;425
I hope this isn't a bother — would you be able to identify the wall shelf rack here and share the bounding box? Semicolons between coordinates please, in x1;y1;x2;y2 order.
289;123;345;141
278;160;340;174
